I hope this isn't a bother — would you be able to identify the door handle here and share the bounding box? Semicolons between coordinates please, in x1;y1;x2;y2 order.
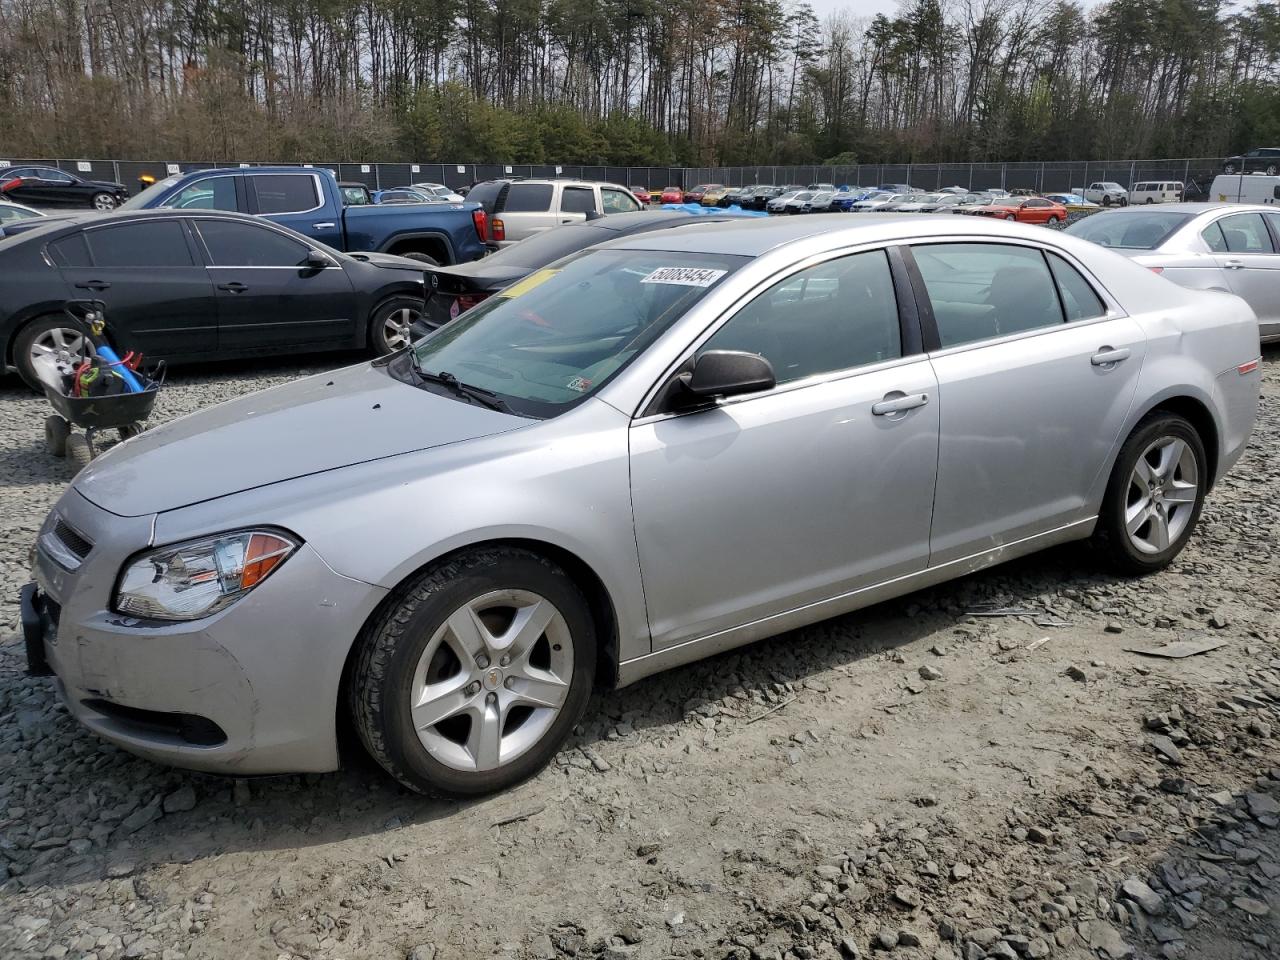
1091;346;1131;366
872;392;929;416
217;281;248;293
312;222;335;229
74;280;111;291
1224;258;1245;269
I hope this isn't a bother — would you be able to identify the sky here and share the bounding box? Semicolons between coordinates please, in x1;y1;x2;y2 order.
801;0;1105;21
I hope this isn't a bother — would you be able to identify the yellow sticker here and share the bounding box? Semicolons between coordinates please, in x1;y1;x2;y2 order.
499;268;560;300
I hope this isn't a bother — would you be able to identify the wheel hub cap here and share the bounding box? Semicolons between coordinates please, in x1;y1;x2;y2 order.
1124;436;1198;555
409;589;573;772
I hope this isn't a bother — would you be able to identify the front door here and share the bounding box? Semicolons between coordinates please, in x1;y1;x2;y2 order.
910;240;1146;564
1203;212;1280;336
191;217;358;351
55;219;218;357
629;248;939;649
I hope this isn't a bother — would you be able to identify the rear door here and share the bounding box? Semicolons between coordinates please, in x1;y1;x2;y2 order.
54;219;218;356
246;173;343;248
1203;211;1280;335
909;240;1146;564
558;186;598;226
192;217;358;351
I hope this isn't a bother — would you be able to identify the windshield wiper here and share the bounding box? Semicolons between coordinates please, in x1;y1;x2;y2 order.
414;366;513;413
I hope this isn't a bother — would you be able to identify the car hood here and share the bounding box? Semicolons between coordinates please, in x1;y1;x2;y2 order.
73;362;527;517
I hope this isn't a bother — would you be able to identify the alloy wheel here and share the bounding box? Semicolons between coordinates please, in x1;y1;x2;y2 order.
1124;436;1199;555
30;326;92;371
382;306;420;351
409;589;574;772
92;193;117;210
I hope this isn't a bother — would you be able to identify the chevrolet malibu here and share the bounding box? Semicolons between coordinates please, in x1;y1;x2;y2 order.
23;217;1262;797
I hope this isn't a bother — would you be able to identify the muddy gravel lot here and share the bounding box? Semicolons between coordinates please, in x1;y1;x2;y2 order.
1;350;1278;960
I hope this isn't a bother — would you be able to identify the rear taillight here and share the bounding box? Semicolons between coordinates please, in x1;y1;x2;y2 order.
471;208;488;243
1148;266;1164;274
490;218;505;242
456;292;490;313
1238;358;1261;375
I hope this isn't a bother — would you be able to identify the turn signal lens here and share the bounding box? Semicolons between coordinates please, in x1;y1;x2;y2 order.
114;529;299;621
1148;266;1165;274
1238;358;1260;375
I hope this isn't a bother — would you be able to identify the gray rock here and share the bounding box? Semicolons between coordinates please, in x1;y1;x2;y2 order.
117;797;162;835
1246;792;1280;818
162;785;196;814
1233;897;1270;917
1148;735;1183;765
1121;876;1165;915
951;863;972;881
876;928;898;950
1078;919;1133;959
969;928;1002;949
893;884;921;908
407;944;436;960
919;665;944;681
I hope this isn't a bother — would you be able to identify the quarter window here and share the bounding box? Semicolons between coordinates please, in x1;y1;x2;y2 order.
196;219;310;266
1047;253;1106;321
913;242;1063;347
1217;212;1274;253
251;175;320;214
86;221;194;267
700;249;901;385
48;233;92;267
1202;221;1228;252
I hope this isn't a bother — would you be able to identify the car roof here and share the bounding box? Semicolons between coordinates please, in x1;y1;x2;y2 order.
1083;202;1252;215
0;207;295;245
600;212;1084;257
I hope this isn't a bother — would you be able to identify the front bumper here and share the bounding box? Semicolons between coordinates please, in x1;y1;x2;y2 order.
25;489;387;775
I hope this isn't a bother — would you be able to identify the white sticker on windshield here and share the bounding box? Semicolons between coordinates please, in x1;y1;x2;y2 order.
640;266;727;287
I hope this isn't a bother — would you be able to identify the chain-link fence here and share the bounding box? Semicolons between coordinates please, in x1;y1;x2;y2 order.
0;156;1229;196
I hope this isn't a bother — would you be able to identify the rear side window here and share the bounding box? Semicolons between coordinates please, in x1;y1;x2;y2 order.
168;176;238;211
1218;212;1274;253
465;181;505;213
86;221;194;267
913;243;1063;347
196;219;310;266
252;175;320;214
502;183;553;212
561;187;597;214
1047;254;1106;321
48;233;92;267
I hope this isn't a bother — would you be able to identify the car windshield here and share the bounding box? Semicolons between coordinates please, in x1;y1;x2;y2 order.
119;176;182;209
1065;210;1192;249
407;249;746;417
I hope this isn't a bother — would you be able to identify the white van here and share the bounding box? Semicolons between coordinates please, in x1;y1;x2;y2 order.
1209;174;1280;205
1128;181;1184;204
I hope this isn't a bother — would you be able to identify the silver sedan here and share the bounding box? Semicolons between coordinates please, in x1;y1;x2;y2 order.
23;216;1262;796
1066;202;1280;342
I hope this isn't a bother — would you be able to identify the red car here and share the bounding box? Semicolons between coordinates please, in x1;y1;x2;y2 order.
967;196;1068;225
660;185;684;204
683;183;722;203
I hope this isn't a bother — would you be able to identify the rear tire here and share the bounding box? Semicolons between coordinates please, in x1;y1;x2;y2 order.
1224;163;1237;174
1267;164;1278;176
66;434;92;470
1093;413;1207;576
13;315;94;391
398;251;440;266
350;547;596;797
1046;215;1060;225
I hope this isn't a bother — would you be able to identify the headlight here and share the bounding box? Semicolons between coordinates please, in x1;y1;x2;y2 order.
114;529;298;621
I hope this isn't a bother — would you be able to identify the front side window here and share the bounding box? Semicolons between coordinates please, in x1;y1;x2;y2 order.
252;175;320;214
913;243;1063;347
560;187;597;214
169;176;238;211
602;188;640;213
701;250;901;385
410;249;745;417
196;219;310;266
86;221;194;267
1218;212;1274;253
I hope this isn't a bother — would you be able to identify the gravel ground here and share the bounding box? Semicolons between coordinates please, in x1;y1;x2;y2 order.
0;349;1278;960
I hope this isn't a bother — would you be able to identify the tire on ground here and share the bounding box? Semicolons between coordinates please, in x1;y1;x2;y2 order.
1093;412;1208;576
12;316;89;391
368;295;425;355
349;547;596;797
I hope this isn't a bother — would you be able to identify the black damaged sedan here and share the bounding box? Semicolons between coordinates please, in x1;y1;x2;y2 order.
0;210;428;387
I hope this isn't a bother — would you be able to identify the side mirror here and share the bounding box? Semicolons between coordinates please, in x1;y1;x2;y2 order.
304;249;329;268
676;350;775;405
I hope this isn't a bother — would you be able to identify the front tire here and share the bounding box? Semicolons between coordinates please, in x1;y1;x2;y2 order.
1101;196;1112;206
369;296;425;354
1224;163;1237;174
1094;414;1207;576
91;192;117;211
350;547;596;797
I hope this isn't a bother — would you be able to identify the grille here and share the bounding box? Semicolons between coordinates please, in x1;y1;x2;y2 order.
53;518;92;559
